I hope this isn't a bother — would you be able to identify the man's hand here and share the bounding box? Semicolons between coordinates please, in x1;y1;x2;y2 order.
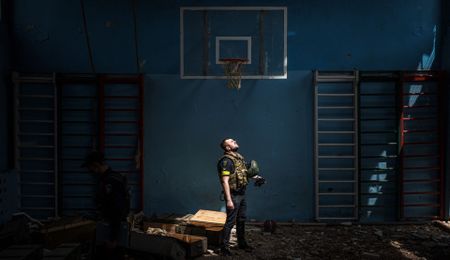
226;200;234;210
253;175;266;187
221;176;234;209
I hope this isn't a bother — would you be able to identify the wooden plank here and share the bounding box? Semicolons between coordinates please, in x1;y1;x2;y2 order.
176;225;223;246
164;233;207;257
189;209;226;226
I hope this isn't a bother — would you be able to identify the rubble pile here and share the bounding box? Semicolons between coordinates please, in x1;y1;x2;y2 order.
202;222;450;259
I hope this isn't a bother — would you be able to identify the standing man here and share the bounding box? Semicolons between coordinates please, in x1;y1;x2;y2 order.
217;138;265;256
82;151;130;260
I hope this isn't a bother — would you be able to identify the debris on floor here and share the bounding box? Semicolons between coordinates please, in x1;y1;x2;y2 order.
3;210;450;260
130;209;219;258
199;222;450;259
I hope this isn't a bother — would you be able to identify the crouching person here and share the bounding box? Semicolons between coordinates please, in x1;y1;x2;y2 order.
82;151;130;260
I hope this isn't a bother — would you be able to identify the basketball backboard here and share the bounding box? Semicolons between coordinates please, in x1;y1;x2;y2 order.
180;6;287;79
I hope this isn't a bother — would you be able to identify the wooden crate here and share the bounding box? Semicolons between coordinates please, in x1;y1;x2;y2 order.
189;210;226;226
129;230;207;258
186;210;225;246
145;221;223;246
176;224;223;246
166;233;207;257
129;230;186;260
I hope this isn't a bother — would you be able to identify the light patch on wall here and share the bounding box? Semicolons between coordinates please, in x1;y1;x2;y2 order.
407;84;423;107
406;26;437;107
369;185;383;194
367;197;378;206
370;174;387;182
417;25;437;70
377;162;387;169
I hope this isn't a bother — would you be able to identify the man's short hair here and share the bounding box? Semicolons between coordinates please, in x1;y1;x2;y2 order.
220;138;231;150
81;150;104;167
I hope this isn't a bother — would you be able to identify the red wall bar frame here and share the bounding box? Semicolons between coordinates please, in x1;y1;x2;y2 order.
398;71;445;220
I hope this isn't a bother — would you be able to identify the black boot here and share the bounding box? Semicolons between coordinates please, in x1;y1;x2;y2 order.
220;246;233;256
238;241;254;252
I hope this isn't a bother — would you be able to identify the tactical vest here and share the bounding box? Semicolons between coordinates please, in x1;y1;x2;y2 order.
220;152;248;191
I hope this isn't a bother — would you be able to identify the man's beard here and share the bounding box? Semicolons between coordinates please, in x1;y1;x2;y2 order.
232;147;239;152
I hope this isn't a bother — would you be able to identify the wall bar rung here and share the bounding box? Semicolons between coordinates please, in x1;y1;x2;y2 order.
403;179;440;183
19;108;54;111
318;156;355;159
362;155;398;159
318;180;356;183
19;95;54;99
318;106;355;109
403;191;440;195
318;168;356;171
318;131;355;134
403;105;437;109
403;154;439;158
318;143;355;146
402;117;437;121
318;205;356;208
360;117;396;121
317;93;355;97
360;93;395;96
403;129;438;133
318;118;355;121
402;92;437;96
360;105;396;109
318;193;356;195
19;120;54;123
317;217;357;220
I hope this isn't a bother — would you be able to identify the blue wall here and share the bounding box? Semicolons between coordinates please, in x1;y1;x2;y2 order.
11;0;443;221
0;7;10;172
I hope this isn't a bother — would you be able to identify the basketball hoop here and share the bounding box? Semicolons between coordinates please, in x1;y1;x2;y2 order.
220;58;247;90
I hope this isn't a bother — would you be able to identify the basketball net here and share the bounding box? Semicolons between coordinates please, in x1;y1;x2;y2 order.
221;58;247;90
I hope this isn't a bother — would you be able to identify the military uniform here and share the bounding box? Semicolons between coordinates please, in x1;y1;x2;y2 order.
217;152;250;250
